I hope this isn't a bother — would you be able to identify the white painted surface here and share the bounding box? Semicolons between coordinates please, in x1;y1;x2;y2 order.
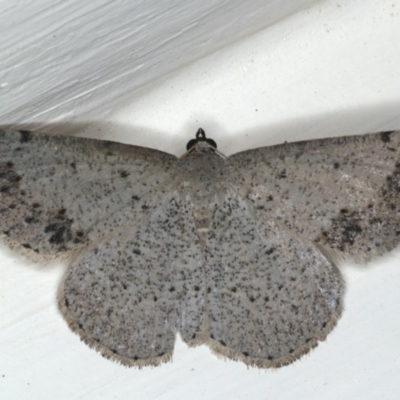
0;0;314;126
1;0;400;399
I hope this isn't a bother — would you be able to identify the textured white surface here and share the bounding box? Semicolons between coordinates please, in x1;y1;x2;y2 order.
0;0;314;126
1;0;400;399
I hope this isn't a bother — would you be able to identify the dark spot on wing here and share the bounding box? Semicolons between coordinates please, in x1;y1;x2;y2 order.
41;209;86;251
45;223;70;245
19;130;33;143
380;131;393;143
0;162;22;194
25;216;36;224
319;210;363;251
318;162;400;254
277;169;287;179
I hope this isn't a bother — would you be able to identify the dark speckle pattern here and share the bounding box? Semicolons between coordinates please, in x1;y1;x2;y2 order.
19;130;33;143
205;195;342;366
1;128;400;369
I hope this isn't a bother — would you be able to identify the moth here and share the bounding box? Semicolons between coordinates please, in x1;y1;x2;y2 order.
1;128;399;368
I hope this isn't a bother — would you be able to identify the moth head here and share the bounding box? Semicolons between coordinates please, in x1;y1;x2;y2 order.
186;128;217;151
